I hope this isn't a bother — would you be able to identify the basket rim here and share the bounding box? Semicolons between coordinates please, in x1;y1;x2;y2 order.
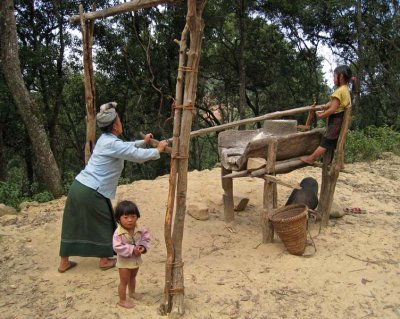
269;203;308;223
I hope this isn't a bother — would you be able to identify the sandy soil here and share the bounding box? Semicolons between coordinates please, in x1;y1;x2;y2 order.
0;153;399;319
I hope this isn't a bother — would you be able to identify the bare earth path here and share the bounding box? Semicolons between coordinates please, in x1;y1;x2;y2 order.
1;153;399;319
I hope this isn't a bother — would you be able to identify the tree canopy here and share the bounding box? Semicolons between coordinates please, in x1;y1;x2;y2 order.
0;0;399;204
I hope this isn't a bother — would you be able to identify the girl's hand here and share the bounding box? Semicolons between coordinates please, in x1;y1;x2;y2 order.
133;247;141;256
138;246;146;254
144;133;153;144
316;110;325;118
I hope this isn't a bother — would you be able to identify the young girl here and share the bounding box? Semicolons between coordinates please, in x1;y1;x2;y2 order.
301;65;353;165
113;200;150;309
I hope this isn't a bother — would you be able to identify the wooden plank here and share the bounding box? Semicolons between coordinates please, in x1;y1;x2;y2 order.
70;0;178;24
247;157;267;171
167;104;325;141
262;175;301;190
274;158;308;174
140;133;172;153
222;170;249;179
234;129;324;170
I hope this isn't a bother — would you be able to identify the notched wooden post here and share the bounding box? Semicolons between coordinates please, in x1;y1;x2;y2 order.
319;107;352;226
262;138;277;243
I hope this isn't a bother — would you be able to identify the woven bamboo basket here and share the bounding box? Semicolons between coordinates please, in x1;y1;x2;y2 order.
269;204;308;256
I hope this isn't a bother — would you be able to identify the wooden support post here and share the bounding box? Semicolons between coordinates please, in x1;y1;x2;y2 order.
80;4;96;163
163;0;207;315
221;166;234;223
262;139;277;243
162;22;189;315
319;148;334;225
319;107;352;226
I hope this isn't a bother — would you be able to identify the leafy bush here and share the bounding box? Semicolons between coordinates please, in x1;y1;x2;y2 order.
345;125;400;163
32;191;54;203
118;177;132;185
62;170;78;193
0;181;24;209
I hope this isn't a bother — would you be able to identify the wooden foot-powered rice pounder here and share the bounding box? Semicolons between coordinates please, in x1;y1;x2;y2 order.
218;107;352;245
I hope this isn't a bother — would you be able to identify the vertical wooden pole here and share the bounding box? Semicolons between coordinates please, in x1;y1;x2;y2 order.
262;139;277;243
163;0;207;315
80;4;96;163
319;107;352;226
319;148;334;225
221;166;234;223
162;24;189;315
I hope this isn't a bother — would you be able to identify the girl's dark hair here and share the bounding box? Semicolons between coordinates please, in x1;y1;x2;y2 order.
114;200;141;222
334;65;352;84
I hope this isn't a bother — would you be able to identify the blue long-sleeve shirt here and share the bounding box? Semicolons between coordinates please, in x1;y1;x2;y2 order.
76;133;160;199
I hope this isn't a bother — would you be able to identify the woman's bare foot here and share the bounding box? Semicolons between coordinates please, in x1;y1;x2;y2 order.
99;258;116;269
58;257;70;271
300;156;315;164
129;292;142;300
117;300;134;309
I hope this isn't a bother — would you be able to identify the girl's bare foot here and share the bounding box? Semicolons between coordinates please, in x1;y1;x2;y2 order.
117;300;134;309
300;156;315;164
129;292;142;300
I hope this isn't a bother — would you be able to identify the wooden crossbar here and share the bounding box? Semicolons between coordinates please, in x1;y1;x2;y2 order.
69;0;178;24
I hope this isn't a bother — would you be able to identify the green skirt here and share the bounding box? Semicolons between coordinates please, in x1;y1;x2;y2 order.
59;180;116;257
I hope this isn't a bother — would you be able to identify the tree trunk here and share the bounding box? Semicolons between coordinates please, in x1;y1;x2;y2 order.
0;122;6;180
24;135;34;196
49;0;66;155
0;0;63;198
353;0;363;112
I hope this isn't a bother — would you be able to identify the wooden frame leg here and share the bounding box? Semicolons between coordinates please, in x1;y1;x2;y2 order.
221;166;234;223
261;140;278;243
319;149;339;226
262;179;275;243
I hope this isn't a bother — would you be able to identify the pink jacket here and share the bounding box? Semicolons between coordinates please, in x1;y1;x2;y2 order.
112;223;151;263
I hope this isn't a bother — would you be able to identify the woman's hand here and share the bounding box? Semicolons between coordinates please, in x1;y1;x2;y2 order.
157;140;168;153
144;133;153;144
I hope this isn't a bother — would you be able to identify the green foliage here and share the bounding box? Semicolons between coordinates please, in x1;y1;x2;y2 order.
62;170;78;194
32;191;54;203
118;177;132;185
345;126;400;163
0;181;23;209
2;0;399;209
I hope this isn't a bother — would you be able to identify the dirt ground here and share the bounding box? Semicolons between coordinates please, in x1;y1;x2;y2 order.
0;153;399;319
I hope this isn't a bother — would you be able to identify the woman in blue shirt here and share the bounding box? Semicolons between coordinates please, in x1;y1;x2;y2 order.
58;102;168;273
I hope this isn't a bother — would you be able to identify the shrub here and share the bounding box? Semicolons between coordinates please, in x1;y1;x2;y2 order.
345;125;400;163
0;181;23;209
32;191;54;203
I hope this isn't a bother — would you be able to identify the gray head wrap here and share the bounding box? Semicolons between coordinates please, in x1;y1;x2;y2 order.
96;102;118;127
